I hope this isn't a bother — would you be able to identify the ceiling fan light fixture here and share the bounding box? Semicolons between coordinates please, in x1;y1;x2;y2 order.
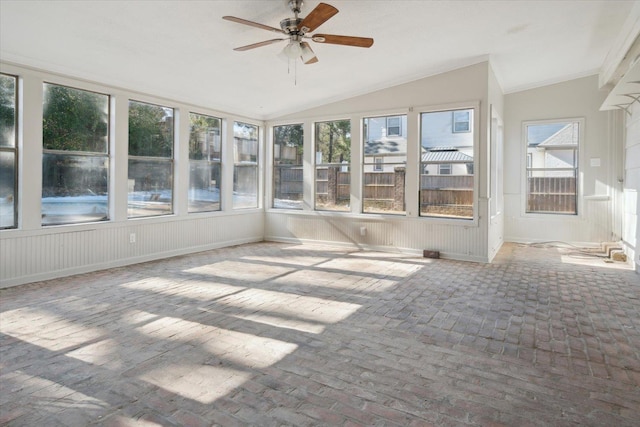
283;40;302;59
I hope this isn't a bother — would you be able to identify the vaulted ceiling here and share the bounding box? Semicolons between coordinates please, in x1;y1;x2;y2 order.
1;1;636;120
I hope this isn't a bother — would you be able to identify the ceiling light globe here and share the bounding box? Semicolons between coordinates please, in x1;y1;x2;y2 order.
283;41;302;59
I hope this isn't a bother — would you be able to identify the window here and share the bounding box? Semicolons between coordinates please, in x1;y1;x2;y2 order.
452;110;471;133
42;83;109;225
315;120;350;212
362;115;407;214
189;113;221;213
438;164;452;175
128;100;173;218
420;108;475;219
233;121;259;209
273;124;303;209
386;116;401;136
0;74;17;229
374;157;383;172
525;120;579;215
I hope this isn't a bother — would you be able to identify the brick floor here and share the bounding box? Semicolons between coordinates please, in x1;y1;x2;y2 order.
1;242;639;426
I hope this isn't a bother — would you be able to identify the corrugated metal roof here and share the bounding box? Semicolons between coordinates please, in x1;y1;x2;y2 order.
421;149;473;163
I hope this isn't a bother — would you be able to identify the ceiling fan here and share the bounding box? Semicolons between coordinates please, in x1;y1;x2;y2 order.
223;0;374;64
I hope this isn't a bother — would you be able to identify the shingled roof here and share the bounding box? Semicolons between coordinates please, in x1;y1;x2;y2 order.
538;123;579;147
364;136;407;156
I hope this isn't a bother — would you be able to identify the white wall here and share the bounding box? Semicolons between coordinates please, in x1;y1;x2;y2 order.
266;62;496;262
0;63;265;288
623;101;640;271
503;75;617;244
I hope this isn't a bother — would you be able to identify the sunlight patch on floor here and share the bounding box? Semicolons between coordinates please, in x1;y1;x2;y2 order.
136;316;299;368
231;312;326;334
217;288;361;324
138;363;252;404
185;260;294;282
65;338;122;370
120;277;245;301
0;308;104;351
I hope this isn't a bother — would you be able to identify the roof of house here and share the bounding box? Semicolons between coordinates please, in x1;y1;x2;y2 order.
364;136;407;156
421;147;473;163
538;123;579;148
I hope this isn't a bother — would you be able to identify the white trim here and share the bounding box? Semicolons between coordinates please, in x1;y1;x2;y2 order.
599;2;640;88
521;117;585;217
416;100;481;225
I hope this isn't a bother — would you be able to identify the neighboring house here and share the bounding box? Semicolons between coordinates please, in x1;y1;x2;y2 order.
363;115;407;172
421;147;473;175
421;109;474;175
527;123;578;177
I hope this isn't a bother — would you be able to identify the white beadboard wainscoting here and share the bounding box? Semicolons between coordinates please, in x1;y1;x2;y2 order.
0;211;264;288
265;201;490;263
504;195;613;245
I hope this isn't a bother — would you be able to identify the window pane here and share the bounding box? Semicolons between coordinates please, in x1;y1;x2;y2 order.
188;162;221;213
420;109;474;219
233;165;258;209
525;121;579;214
127;159;172;217
233;122;258;209
274;124;303;209
362;115;407;214
42;154;108;225
315;120;350;212
189;113;221;160
453;110;470;133
0;151;16;228
0;74;17;148
43;83;109;153
129;100;173;158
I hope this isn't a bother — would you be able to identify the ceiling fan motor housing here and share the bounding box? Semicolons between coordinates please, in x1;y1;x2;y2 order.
280;17;302;35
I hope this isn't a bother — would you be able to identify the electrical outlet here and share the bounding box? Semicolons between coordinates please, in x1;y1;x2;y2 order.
129;233;136;244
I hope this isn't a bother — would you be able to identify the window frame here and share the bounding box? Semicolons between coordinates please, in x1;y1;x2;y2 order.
41;81;111;226
521;118;583;217
0;73;18;230
272;123;304;210
362;114;408;216
452;110;471;133
438;164;452;175
418;102;479;223
386;116;402;137
233;121;260;210
313;119;351;212
127;99;175;219
373;157;383;172
188;112;222;213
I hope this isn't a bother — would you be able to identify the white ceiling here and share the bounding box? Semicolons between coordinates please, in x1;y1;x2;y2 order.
0;1;636;120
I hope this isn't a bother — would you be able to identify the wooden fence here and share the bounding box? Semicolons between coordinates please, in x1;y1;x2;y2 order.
279;167;476;216
527;177;576;213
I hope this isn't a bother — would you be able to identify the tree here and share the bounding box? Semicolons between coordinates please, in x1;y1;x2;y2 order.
316;120;350;163
128;101;173;158
0;74;16;146
42;84;108;152
189;114;220;160
274;124;303;164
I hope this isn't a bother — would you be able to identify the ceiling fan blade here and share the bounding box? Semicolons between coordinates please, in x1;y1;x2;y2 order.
234;39;286;51
300;42;318;64
298;2;338;33
223;16;284;34
313;34;374;48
